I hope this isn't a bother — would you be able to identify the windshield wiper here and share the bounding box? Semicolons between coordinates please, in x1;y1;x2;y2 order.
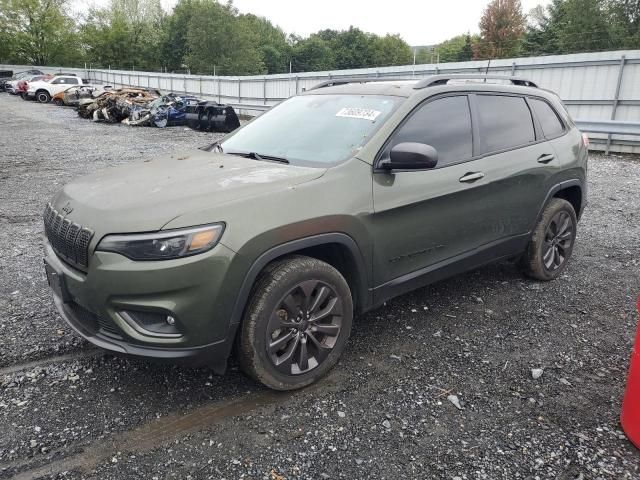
228;151;289;164
199;141;223;153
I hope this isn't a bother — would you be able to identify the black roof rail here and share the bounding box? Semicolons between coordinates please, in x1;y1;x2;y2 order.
308;76;417;91
414;74;538;89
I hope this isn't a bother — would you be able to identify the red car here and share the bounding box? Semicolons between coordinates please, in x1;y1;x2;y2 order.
17;75;52;99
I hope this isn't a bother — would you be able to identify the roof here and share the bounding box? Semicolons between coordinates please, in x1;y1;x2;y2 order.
302;74;543;98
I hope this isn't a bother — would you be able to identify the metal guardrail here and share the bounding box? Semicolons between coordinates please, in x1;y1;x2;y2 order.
575;119;640;136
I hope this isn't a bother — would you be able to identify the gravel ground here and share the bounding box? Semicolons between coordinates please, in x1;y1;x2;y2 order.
1;93;639;479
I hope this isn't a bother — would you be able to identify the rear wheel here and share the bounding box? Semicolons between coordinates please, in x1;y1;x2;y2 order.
197;108;208;130
237;256;353;390
36;90;51;103
521;198;577;281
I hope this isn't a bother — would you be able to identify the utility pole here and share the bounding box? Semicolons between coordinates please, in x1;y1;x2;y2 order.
412;49;416;76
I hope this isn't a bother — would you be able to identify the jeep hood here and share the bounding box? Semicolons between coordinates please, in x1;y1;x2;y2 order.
52;150;326;234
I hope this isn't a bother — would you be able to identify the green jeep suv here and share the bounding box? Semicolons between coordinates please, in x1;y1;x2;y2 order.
43;75;587;390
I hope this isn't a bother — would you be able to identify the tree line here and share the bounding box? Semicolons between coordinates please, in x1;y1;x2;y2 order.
0;0;638;75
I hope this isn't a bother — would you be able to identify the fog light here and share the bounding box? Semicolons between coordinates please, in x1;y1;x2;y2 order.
119;310;182;338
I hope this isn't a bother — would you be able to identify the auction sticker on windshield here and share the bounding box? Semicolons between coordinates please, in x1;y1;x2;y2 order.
336;107;381;121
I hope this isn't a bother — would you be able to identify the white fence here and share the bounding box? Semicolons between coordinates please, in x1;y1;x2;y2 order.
3;49;640;153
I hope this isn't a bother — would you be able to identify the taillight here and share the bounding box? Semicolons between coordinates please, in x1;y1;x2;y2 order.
581;132;590;148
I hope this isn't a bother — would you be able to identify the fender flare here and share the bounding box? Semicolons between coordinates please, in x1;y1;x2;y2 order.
531;179;583;232
229;232;370;328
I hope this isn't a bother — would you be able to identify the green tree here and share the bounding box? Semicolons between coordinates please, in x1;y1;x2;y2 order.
549;0;615;52
477;0;526;58
82;0;164;70
239;14;290;73
291;36;335;72
0;0;81;65
371;34;413;66
332;27;376;69
157;0;194;71
184;0;265;75
522;0;620;55
434;34;478;62
606;0;640;48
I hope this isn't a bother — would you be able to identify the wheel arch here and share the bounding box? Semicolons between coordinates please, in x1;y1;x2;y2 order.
533;179;583;232
230;233;370;329
552;184;582;219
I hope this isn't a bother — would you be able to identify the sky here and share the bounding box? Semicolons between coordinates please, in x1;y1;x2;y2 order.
214;0;550;46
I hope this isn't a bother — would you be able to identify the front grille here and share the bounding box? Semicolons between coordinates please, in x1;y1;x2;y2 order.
66;301;123;339
97;315;123;339
43;203;94;270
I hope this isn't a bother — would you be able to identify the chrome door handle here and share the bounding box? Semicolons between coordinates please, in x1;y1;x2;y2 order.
459;172;485;183
537;153;555;164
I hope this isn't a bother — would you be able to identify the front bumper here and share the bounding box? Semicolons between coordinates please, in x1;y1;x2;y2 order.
44;239;250;372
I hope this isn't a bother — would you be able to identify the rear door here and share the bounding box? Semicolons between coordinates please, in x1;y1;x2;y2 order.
471;93;554;236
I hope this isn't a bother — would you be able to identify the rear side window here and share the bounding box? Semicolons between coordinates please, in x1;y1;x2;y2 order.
476;95;535;152
388;95;473;167
529;98;565;138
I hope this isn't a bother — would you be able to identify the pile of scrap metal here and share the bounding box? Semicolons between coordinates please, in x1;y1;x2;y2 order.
77;87;161;123
122;93;201;128
75;86;241;132
186;101;240;133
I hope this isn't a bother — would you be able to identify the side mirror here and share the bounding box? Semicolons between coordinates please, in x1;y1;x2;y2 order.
382;142;438;170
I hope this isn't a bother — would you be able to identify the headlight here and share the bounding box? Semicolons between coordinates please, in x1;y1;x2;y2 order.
96;224;224;260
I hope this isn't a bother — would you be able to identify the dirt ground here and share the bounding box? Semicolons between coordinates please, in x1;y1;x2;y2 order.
1;93;639;479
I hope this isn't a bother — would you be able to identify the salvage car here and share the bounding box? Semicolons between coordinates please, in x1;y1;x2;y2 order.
26;75;85;103
124;94;201;127
16;75;53;98
5;74;48;94
43;75;588;390
0;69;43;91
52;85;111;107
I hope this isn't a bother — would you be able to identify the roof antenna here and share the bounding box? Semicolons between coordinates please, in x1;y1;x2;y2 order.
484;59;491;82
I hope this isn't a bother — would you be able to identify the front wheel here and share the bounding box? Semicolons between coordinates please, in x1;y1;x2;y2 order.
521;198;577;281
237;256;353;390
36;90;51;103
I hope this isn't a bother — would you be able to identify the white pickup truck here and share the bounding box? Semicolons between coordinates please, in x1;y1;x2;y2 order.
26;76;85;103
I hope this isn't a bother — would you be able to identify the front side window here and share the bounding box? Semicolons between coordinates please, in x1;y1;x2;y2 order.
221;94;401;166
384;95;473;167
51;78;64;84
529;98;564;138
476;95;535;152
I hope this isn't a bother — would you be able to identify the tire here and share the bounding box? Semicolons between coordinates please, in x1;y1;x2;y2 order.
237;255;353;390
53;98;64;106
521;198;577;281
197;108;208;130
36;90;51;103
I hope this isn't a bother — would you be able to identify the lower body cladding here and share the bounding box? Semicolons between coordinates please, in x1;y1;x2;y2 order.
43;240;250;373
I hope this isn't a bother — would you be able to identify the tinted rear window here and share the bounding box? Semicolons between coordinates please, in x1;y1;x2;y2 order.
477;95;535;152
529;98;564;138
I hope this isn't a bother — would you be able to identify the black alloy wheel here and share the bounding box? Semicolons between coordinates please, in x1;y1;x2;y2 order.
542;210;574;272
266;280;343;375
237;255;353;390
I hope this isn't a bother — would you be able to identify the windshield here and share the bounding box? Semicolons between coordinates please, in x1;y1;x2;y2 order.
221;94;401;166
